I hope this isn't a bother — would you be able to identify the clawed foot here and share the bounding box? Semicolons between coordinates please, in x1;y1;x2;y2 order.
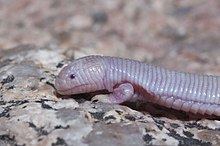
109;83;134;103
92;83;134;104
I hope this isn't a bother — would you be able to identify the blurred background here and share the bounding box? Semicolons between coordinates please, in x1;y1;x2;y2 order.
0;0;220;74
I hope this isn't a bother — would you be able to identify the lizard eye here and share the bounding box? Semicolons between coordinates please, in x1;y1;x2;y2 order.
69;74;76;79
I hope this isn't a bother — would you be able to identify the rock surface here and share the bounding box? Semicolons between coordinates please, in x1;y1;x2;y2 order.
0;45;219;146
0;0;220;146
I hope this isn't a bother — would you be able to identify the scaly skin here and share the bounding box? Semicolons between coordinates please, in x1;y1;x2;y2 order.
55;55;220;116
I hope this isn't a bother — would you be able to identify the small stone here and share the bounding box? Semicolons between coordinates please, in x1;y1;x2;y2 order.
70;15;92;29
92;11;108;24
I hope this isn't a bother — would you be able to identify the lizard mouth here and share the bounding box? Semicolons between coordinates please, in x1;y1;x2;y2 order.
56;83;89;95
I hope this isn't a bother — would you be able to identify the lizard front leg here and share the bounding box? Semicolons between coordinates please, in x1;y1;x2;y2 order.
108;83;134;103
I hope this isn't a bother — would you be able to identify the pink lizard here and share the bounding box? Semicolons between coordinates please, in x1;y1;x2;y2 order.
55;55;220;116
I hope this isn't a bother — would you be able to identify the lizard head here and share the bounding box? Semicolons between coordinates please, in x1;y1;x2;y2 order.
55;56;105;95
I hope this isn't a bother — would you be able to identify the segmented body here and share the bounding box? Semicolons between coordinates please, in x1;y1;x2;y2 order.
55;56;220;116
